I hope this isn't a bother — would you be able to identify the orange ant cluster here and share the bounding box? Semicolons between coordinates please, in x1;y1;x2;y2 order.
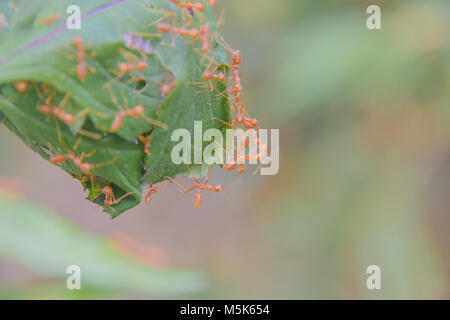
139;0;265;208
29;1;257;211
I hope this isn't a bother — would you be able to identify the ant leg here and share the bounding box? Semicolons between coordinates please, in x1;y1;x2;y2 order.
144;116;169;130
33;82;46;102
120;90;129;111
185;163;203;186
72;137;83;153
211;117;236;129
54;121;71;152
93;158;118;170
112;191;136;205
216;36;235;55
164;176;190;194
205;166;211;185
81;147;97;160
146;11;177;28
58;93;71;110
90;176;99;199
77;129;101;140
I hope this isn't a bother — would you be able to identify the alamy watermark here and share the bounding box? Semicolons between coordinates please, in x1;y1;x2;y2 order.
366;265;381;290
170;121;279;176
66;265;81;290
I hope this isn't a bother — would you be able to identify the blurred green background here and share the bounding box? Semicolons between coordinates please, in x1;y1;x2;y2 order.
0;0;449;299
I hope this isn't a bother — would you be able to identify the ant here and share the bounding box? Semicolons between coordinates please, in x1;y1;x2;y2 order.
35;85;88;125
94;186;135;207
157;22;199;40
169;0;204;13
160;79;177;97
165;165;224;208
187;63;226;94
50;126;117;174
200;24;212;53
145;182;158;203
72;37;96;82
105;84;167;132
111;49;149;88
40;14;61;25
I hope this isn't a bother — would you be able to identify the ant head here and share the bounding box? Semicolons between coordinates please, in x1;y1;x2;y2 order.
134;105;145;116
233;50;242;65
137;61;148;71
196;3;205;12
50;154;65;164
201;24;210;34
80;163;93;173
119;62;133;73
15;81;28;93
111;116;123;132
73;37;83;47
63;114;74;124
190;28;199;39
102;186;112;194
157;22;172;34
202;71;213;80
214;185;224;192
37;105;51;114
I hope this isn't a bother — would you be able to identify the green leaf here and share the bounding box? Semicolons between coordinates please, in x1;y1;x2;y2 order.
0;0;230;217
0;192;207;297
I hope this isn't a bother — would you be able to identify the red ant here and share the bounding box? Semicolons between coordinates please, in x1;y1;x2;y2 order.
157;22;199;39
35;85;88;125
160;79;177;97
169;0;204;12
40;14;61;25
111;49;149;87
200;24;212;52
94;186;135;207
50;131;117;174
187;63;226;94
165;165;224;208
111;105;145;132
145;183;158;203
105;84;167;132
72;37;96;82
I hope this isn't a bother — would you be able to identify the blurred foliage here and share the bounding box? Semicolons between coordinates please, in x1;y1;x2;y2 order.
0;192;206;298
217;0;450;299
